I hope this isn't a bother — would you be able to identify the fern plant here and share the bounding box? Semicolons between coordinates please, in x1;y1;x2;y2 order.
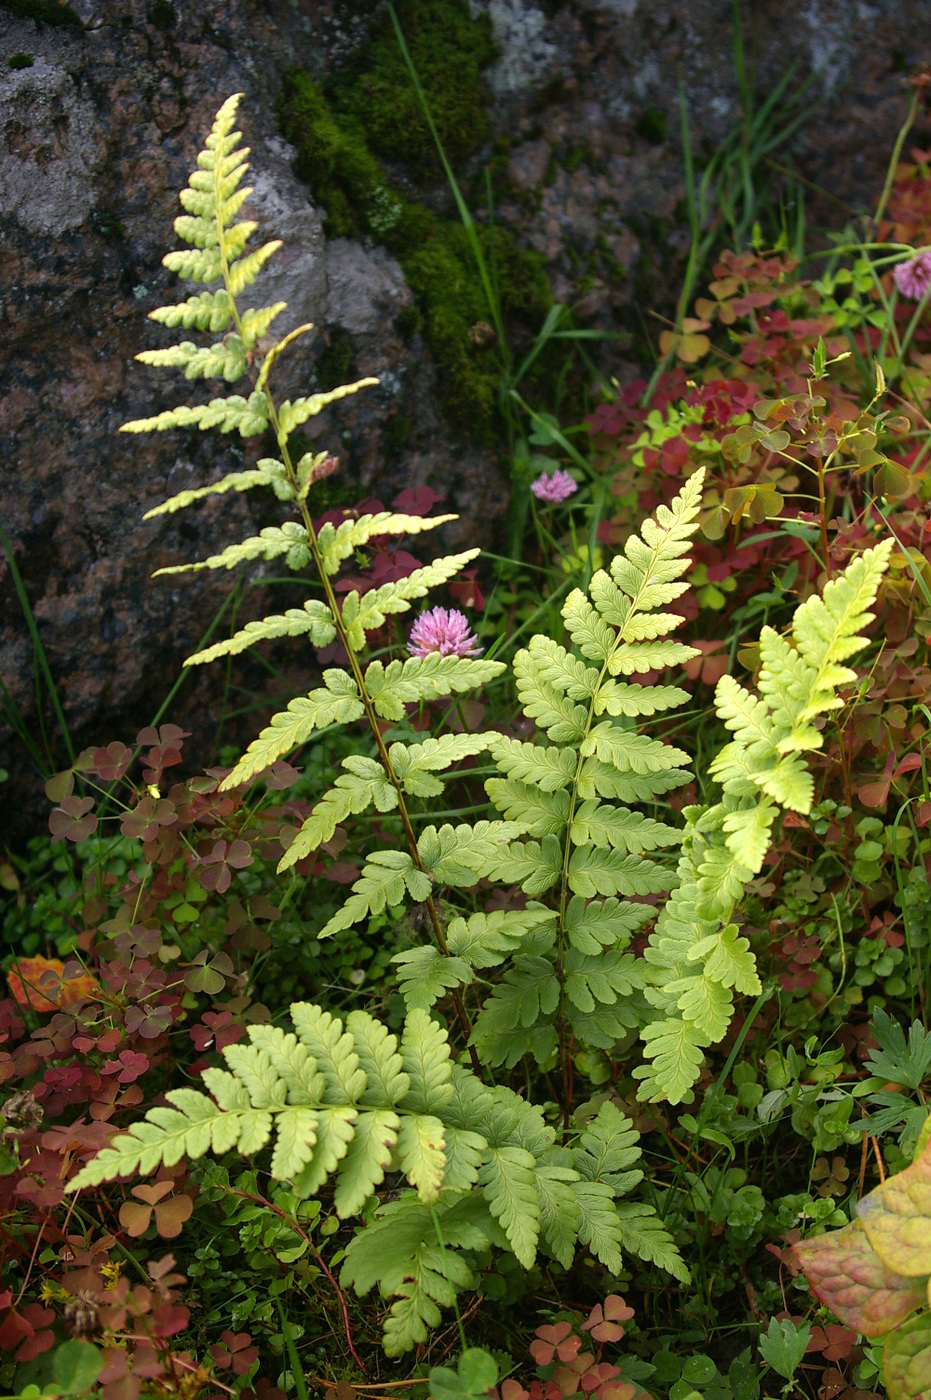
85;94;894;1354
125;92;511;1058
94;94;687;1350
635;538;892;1102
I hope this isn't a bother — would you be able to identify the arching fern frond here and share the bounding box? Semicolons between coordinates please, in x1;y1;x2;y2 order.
637;541;891;1103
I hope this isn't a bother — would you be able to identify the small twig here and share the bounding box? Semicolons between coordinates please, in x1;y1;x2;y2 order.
871;1135;886;1183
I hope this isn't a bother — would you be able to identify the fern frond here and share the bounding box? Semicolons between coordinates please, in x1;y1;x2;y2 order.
278;758;398;871
445;908;556;968
566;847;674;898
791;540;892;721
136;336;247;382
570;802;680;853
513;650;588;742
612;1201;690;1281
228;241;283;295
576;756;691;804
364;654;505;721
154;521;309;575
340;1194;487;1357
184;599;336;666
276;379;380;444
221;671;364;790
338;551;481;650
121;391;269;438
485;779;570;835
595;680;691;716
318;852;433;939
486;738;576;792
563;895;654;953
149;289;231;332
390;733;492;798
634;1017;708;1105
316;512;457;576
143;459;292;519
417;821;520;887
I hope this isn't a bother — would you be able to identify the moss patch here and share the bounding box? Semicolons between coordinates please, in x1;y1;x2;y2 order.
316;327;358;392
279;70;552;445
0;0;82;23
326;0;496;175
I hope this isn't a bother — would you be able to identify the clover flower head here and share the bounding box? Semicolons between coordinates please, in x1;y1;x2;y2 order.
531;468;578;503
407;607;482;658
894;251;931;301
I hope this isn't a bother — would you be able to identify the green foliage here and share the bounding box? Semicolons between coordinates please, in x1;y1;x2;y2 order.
0;0;81;23
32;86;919;1388
327;0;496;171
758;1317;811;1381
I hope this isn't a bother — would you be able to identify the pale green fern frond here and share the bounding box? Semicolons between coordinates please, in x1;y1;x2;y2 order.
638;543;890;1103
142;460;293;519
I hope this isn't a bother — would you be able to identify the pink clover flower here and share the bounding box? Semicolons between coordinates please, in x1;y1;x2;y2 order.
407;607;483;658
531;468;578;504
893;251;931;301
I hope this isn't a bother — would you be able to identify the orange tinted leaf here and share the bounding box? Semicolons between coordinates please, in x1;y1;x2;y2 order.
677;333;711;364
7;957;99;1012
153;1195;193;1239
44;771;74;804
858;1137;931;1276
876;461;912;497
792;1222;925;1337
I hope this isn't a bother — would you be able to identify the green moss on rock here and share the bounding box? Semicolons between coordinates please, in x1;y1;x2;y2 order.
278;69;552;446
279;71;395;240
0;0;81;23
327;0;496;174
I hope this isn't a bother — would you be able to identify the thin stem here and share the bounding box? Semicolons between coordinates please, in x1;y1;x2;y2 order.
225;1186;369;1377
262;386;480;1069
874;90;920;226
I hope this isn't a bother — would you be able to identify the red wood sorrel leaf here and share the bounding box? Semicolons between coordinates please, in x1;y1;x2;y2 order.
857;1137;931;1277
792;1221;926;1336
49;796;98;843
883;1310;931;1400
582;1296;635;1343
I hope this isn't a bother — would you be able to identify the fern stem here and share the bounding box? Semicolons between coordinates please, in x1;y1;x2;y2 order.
212;161;481;1071
261;388;481;1070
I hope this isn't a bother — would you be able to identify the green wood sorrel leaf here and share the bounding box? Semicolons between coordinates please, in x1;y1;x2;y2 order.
758;1317;810;1381
792;1221;926;1336
52;1339;103;1394
857;1136;931;1277
428;1347;499;1400
884;1312;931;1400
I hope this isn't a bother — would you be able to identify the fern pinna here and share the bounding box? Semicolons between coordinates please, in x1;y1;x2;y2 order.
81;94;893;1353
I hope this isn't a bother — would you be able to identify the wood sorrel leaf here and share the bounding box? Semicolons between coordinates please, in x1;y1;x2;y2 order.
857;1138;931;1276
884;1311;931;1400
792;1221;926;1337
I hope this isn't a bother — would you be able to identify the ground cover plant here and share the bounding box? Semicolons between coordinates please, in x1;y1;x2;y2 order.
4;58;931;1400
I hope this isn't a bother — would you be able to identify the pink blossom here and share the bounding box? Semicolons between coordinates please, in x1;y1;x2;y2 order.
893;251;931;300
531;468;578;503
407;607;482;658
